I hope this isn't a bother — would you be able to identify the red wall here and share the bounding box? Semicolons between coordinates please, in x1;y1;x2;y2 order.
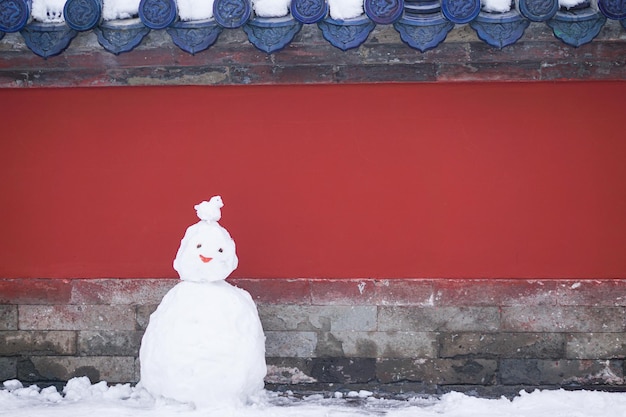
1;82;625;279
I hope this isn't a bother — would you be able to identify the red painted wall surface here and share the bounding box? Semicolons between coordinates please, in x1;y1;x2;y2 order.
1;82;625;279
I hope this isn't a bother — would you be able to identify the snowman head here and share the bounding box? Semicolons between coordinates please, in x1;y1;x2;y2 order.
173;196;238;282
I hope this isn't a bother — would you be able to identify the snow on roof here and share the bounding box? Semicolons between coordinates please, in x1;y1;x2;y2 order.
0;0;622;58
27;0;592;22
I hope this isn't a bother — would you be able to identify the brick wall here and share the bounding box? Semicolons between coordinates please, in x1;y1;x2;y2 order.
1;278;625;396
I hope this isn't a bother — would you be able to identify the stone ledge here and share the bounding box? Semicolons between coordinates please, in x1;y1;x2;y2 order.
3;277;626;306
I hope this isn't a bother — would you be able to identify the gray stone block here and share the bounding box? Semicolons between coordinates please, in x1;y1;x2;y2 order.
0;357;17;381
314;332;345;357
265;331;317;358
327;331;437;358
19;305;136;331
556;280;626;307
259;305;377;332
266;360;318;384
0;331;76;355
439;332;565;359
77;331;143;356
499;359;625;385
310;357;376;383
501;306;626;332
19;356;137;383
376;358;497;385
0;305;17;330
566;333;626;359
135;305;158;330
134;357;141;383
378;307;500;332
433;280;558;307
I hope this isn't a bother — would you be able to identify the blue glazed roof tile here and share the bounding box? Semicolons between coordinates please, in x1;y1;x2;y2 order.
0;0;624;57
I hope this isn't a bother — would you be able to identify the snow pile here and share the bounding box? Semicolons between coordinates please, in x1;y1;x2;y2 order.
481;0;512;13
0;377;143;413
103;0;140;20
177;0;214;21
2;378;626;417
392;389;626;417
253;0;291;17
328;0;364;19
32;0;66;22
0;380;61;412
559;0;588;9
139;196;266;409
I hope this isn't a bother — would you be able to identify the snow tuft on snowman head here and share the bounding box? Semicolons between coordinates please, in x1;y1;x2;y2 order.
194;196;223;222
173;196;238;282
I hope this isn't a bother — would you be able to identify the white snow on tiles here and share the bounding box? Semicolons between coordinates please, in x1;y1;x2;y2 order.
32;0;66;22
327;0;364;19
177;0;215;20
253;0;291;17
559;0;588;9
481;0;513;13
102;0;140;20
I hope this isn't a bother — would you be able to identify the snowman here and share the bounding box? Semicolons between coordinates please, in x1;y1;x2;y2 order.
139;196;267;408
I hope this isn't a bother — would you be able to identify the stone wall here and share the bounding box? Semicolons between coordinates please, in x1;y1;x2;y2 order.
1;278;625;396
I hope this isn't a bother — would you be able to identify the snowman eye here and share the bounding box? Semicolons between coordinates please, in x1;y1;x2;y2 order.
196;244;202;249
218;248;223;253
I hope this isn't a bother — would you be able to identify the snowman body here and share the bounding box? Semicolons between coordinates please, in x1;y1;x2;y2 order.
139;197;266;408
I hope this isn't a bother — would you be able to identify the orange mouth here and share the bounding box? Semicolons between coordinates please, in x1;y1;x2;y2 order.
199;255;213;263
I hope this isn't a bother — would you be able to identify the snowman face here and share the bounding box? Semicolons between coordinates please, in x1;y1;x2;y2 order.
173;222;238;282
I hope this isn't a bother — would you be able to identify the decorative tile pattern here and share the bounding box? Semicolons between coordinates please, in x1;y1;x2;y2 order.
243;15;302;53
317;15;375;50
94;18;150;54
598;0;626;20
0;0;31;32
19;22;77;57
519;0;558;21
547;8;606;47
166;18;222;54
470;10;530;48
394;13;454;52
64;0;102;31
213;0;251;28
291;0;328;23
441;0;481;23
138;0;177;29
364;0;404;24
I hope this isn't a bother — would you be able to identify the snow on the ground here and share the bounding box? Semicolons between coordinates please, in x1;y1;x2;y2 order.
2;377;626;417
